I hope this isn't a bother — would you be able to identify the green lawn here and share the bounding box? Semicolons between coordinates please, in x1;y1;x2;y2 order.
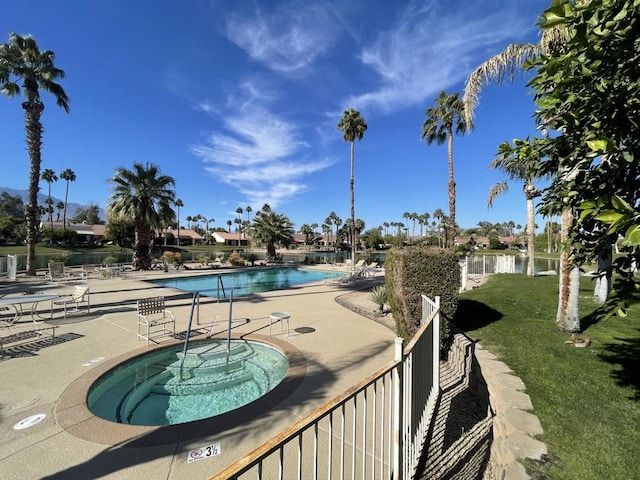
454;274;640;480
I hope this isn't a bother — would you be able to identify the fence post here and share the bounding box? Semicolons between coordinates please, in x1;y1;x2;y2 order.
433;296;441;390
392;337;404;480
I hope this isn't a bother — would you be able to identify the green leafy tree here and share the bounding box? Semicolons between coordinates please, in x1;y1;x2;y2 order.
59;168;76;227
421;91;473;247
337;108;368;264
71;204;103;224
250;208;294;262
0;192;24;218
0;33;69;275
107;162;175;270
529;0;640;317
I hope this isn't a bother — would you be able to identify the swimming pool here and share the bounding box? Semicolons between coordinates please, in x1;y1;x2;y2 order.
88;339;289;426
149;267;345;298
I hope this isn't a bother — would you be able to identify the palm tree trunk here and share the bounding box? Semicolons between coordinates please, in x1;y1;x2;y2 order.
350;140;356;264
557;207;580;332
63;181;69;228
24;101;45;276
447;130;456;248
133;223;153;270
48;184;54;238
525;185;536;277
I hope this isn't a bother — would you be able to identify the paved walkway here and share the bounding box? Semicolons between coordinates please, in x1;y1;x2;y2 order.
0;266;396;480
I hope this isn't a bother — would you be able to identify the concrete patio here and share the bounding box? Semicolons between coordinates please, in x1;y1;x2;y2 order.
0;266;396;479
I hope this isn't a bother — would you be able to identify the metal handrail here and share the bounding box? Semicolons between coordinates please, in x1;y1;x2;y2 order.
217;275;226;302
179;291;199;379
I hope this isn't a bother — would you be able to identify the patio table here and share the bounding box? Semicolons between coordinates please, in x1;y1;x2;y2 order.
0;294;60;324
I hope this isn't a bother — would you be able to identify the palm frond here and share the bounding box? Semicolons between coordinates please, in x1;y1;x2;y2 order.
463;43;541;124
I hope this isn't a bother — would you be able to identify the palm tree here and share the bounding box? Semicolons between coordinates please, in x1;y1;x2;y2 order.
41;168;58;237
235;207;243;233
325;212;337;248
432;208;445;247
300;224;313;246
461;13;581;332
337;108;368;264
488;138;545;277
251;209;294;262
226;219;232;233
174;198;183;245
0;33;70;275
107;162;175;270
421;91;473;248
322;223;331;246
55;201;65;221
59;168;76;228
246;205;252;223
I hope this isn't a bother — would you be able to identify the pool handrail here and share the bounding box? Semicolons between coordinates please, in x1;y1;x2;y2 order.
179;291;199;379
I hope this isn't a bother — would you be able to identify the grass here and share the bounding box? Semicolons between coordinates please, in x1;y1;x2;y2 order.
454;274;640;480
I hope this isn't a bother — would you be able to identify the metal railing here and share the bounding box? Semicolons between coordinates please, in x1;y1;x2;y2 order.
210;295;441;480
460;255;516;290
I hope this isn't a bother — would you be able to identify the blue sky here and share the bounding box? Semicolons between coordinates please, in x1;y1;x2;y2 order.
1;0;551;234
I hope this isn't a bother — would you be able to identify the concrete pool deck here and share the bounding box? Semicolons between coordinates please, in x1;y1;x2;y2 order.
0;265;396;479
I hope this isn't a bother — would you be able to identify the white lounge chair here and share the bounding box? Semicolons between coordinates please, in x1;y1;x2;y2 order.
54;286;91;319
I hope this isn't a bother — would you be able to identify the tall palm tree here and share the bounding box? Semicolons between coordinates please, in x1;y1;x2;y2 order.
488;138;545;277
107;162;175;270
432;208;445;247
235;207;243;234
41;168;58;237
226;219;232;233
325;212;337;247
174;198;183;246
462;11;581;332
59;168;76;228
246;205;252;223
251;208;294;262
0;33;70;275
421;91;473;248
337;108;368;264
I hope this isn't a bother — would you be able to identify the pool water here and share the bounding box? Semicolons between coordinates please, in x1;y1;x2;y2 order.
88;340;289;426
149;267;345;298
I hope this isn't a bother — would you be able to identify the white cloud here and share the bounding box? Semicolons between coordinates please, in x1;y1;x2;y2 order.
225;3;338;73
345;0;536;112
191;107;334;209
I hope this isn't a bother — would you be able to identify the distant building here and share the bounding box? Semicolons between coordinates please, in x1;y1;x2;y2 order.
41;221;106;244
212;232;250;246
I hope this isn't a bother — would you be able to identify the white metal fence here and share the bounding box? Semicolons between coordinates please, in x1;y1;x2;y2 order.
460;255;516;292
210;295;441;480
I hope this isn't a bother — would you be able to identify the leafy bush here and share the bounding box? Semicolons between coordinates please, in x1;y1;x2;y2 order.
385;246;460;349
160;251;182;264
196;253;210;265
227;251;245;266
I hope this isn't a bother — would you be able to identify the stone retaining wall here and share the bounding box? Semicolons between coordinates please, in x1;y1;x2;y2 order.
447;331;548;480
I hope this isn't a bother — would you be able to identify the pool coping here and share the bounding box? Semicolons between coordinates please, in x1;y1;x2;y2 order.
54;333;306;447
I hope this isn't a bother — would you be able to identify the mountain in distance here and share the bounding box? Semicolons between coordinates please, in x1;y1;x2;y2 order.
0;187;105;221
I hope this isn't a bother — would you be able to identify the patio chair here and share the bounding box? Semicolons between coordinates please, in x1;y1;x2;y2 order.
53;286;91;319
136;296;175;346
45;262;66;283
